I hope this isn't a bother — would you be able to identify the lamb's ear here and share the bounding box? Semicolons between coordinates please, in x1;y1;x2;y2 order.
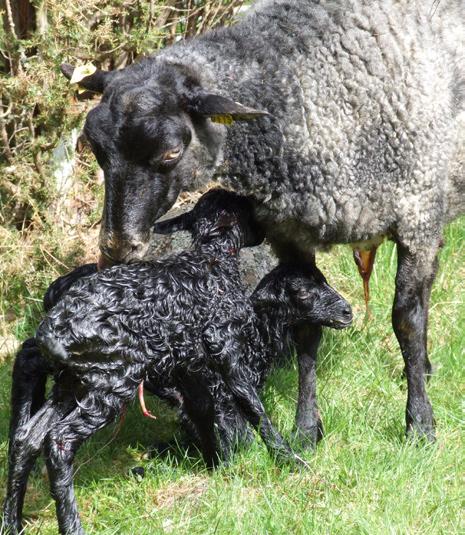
189;93;269;124
60;63;114;94
153;211;193;234
250;284;283;310
212;211;237;231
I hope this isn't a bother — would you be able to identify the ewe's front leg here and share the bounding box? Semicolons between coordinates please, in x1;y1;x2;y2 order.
293;324;323;448
392;243;439;441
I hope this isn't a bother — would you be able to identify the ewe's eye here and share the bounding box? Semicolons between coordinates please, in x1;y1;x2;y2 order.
161;146;183;164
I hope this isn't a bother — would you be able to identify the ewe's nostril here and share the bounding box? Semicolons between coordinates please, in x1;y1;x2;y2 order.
124;241;150;263
99;240;149;264
342;306;353;321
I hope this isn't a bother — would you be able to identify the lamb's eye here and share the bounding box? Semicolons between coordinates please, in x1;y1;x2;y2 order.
161;147;182;163
297;287;315;301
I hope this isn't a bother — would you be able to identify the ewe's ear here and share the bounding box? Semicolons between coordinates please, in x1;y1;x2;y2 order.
60;63;114;94
189;93;269;124
153;211;193;235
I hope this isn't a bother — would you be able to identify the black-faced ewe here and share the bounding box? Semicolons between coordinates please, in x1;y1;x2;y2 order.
62;0;464;442
5;189;323;535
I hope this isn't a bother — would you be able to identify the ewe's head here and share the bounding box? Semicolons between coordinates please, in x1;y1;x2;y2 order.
61;61;267;265
153;188;265;248
252;264;353;329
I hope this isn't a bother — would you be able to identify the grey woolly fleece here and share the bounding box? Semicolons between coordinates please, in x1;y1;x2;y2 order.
158;0;464;257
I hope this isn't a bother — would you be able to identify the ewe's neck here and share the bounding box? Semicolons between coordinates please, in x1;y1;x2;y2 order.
157;26;261;104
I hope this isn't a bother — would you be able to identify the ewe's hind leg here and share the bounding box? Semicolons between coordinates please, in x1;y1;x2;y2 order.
3;399;67;534
293;325;323;448
392;243;440;441
43;393;125;535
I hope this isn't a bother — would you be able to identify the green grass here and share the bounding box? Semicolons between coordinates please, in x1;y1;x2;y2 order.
1;217;464;535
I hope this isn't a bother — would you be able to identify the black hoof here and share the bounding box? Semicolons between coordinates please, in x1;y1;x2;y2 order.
406;423;436;443
291;420;324;450
130;466;145;481
0;518;22;535
406;411;436;443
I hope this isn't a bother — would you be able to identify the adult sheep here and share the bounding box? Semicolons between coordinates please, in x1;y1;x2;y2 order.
61;0;465;443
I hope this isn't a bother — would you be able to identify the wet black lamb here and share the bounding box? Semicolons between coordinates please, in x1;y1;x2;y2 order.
2;188;348;535
3;189;351;535
8;262;353;476
7;261;352;476
148;228;353;459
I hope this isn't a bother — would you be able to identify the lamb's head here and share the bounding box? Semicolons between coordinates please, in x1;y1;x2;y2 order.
61;61;267;265
252;264;353;329
153;188;265;249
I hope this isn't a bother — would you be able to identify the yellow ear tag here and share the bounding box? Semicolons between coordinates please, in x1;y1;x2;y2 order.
70;64;97;94
211;114;235;126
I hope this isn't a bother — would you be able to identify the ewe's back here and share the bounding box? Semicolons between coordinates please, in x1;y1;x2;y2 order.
226;0;464;243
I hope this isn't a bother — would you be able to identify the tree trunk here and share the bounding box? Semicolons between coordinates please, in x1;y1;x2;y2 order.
1;0;36;40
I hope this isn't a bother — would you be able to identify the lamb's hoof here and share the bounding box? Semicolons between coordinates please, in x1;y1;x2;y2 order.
0;523;19;535
130;466;145;481
291;453;311;470
406;423;436;443
1;521;22;535
273;445;310;469
2;504;22;534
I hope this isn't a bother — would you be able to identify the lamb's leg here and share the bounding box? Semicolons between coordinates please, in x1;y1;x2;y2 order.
43;393;125;535
177;372;219;468
392;243;439;441
221;365;299;464
293;324;323;448
3;399;67;534
9;338;49;445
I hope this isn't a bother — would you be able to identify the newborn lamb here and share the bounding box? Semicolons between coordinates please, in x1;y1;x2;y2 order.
2;189;295;535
